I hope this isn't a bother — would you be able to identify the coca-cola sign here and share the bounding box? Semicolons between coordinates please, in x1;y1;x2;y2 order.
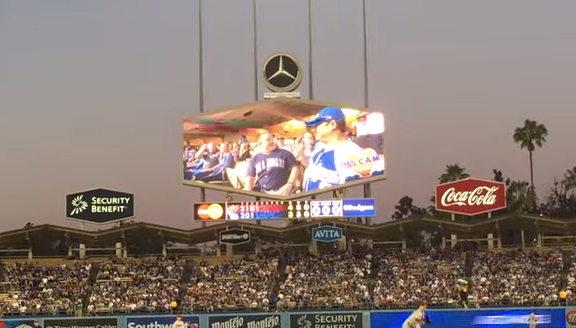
567;309;576;326
435;178;506;215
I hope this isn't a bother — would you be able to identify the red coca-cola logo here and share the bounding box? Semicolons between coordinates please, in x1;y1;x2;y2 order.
567;310;576;325
435;178;506;216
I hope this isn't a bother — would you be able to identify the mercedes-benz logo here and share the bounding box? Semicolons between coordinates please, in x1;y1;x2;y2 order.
263;53;302;92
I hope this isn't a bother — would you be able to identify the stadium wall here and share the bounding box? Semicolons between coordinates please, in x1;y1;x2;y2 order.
1;307;571;328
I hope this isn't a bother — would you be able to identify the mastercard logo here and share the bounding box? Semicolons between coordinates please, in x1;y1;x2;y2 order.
196;203;224;220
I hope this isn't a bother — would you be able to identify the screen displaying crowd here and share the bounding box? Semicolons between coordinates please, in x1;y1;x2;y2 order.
183;107;385;196
0;247;570;315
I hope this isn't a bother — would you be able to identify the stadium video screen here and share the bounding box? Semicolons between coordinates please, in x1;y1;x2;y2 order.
182;99;386;200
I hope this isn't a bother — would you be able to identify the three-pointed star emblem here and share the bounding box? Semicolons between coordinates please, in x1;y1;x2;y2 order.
267;56;297;81
263;53;302;92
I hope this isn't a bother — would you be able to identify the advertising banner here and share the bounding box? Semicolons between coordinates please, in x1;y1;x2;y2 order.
291;312;363;328
312;226;343;242
0;319;36;328
66;188;134;224
44;317;118;328
341;199;376;217
566;308;576;327
208;314;281;328
371;308;566;328
126;316;199;328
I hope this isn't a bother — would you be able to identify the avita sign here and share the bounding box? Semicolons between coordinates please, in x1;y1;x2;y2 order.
435;178;506;216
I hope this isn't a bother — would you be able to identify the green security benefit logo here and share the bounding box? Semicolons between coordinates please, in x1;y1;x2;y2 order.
66;188;135;224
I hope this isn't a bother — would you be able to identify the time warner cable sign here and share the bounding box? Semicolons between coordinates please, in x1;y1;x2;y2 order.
66;188;134;224
208;314;281;328
45;317;118;328
127;316;199;328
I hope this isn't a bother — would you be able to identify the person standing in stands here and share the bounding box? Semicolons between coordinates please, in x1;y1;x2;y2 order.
244;131;298;195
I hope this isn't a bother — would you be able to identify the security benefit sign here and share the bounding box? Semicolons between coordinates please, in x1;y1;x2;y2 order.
312;226;343;243
45;317;118;328
126;316;199;328
209;314;281;328
291;313;363;328
66;188;134;224
219;228;251;245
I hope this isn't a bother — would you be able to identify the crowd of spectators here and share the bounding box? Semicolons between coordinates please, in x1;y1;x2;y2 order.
0;247;571;316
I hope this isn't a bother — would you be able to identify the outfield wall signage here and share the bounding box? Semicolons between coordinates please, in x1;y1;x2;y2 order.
291;313;363;328
0;319;35;328
126;316;199;328
44;317;118;328
371;308;565;328
208;314;281;328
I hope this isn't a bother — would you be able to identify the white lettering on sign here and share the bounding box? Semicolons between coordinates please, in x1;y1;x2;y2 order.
91;197;131;213
128;322;194;328
342;204;374;212
313;229;342;240
246;316;280;328
221;233;250;241
313;314;359;328
211;317;243;328
440;186;499;207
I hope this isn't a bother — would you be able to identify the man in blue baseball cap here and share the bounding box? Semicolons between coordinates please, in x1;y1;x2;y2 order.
303;107;362;192
303;106;385;192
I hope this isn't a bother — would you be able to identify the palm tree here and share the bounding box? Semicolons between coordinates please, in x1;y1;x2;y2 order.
438;164;470;183
513;119;548;188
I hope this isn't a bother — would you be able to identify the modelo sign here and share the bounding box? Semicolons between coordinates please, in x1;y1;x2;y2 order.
208;314;280;328
66;188;134;224
219;228;251;245
312;226;343;242
435;178;506;216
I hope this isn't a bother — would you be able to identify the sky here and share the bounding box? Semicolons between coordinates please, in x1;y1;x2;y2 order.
2;0;576;232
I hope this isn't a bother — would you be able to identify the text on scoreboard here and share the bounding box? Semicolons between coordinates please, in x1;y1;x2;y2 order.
193;199;376;221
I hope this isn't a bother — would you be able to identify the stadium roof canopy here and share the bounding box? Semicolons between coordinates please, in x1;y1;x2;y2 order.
1;214;575;250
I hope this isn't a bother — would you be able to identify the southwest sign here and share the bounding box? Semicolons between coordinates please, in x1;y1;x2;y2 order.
66;188;134;224
435;178;506;216
312;226;343;242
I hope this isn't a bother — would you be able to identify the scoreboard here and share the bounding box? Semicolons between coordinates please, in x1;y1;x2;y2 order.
193;198;375;221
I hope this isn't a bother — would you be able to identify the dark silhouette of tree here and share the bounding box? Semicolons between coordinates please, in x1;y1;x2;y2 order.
513;119;548;188
392;196;427;220
492;169;535;214
540;178;576;218
438;164;470;184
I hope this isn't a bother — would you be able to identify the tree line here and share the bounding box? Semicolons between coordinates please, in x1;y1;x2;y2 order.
392;119;576;220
